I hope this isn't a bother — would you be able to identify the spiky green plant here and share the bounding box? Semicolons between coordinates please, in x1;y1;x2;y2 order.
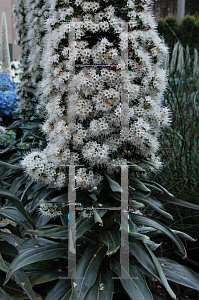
151;42;199;237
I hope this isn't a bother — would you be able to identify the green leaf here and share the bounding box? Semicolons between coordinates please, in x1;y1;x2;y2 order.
10;175;27;194
130;214;187;258
138;159;159;170
7;120;21;130
143;181;174;196
46;279;72;300
101;229;120;256
69;217;95;254
110;258;154;300
28;225;68;239
151;192;199;211
36;215;51;228
158;257;199;291
3;284;30;300
0;232;23;248
69;245;106;300
130;178;151;192
88;187;98;194
31;133;46;141
20;180;34;202
129;200;145;209
114;212;149;241
144;240;162;251
49;193;68;203
144;244;176;299
0;223;22;237
140;183;163;193
130;192;173;220
0;207;32;229
0;161;21;170
89;194;97;201
152;293;166;300
0;241;18;258
0;253;9;272
0;288;13;300
28;270;67;285
26;182;44;200
4;244;67;284
0;141;18;156
129;190;164;209
9;154;24;164
170;230;196;242
129;232;150;241
110;191;121;202
0;254;37;300
76;218;95;240
92;209;103;226
0;188;26;217
128;219;137;233
104;172;122;193
83;270;101;300
96;270;114;300
18;237;59;254
21;130;33;143
129;163;145;172
84;269;114;300
137;226;159;236
13;269;37;300
129;238;160;279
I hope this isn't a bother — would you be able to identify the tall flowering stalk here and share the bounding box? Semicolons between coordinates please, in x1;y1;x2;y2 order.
0;12;12;79
24;0;50;117
13;0;36;122
22;0;170;189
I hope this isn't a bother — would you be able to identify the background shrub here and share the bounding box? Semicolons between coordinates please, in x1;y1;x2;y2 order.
158;14;199;56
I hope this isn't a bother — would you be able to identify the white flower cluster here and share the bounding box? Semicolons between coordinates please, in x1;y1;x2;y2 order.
76;168;103;190
80;209;93;219
39;200;62;218
11;61;21;83
21;151;66;187
21;0;170;189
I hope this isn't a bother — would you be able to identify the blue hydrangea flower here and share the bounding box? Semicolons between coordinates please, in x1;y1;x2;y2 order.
0;73;14;91
0;90;19;117
0;73;20;118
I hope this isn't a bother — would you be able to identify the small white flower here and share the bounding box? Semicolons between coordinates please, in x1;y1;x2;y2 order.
99;283;104;291
0;126;6;138
76;168;103;190
39;200;62;218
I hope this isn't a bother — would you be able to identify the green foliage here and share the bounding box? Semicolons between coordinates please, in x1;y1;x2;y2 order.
151;42;199;245
158;16;179;53
158;15;199;56
185;1;199;16
0;123;199;299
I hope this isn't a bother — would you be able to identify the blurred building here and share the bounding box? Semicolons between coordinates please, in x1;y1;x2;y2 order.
152;0;177;20
0;0;20;61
